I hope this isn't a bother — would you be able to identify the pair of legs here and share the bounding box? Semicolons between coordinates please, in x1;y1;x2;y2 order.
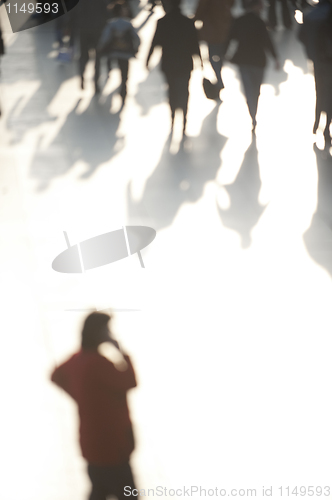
239;64;265;131
88;462;136;500
208;43;226;89
164;72;191;133
268;0;292;29
79;31;102;91
107;58;129;102
313;62;332;141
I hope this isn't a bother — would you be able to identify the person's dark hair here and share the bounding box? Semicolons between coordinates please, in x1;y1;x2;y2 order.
81;312;111;350
113;2;124;17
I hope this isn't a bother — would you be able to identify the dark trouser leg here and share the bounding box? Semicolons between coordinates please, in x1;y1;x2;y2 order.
180;75;190;133
208;43;225;88
165;74;177;127
113;463;136;500
79;33;90;78
313;64;323;133
87;463;136;500
315;63;332;140
165;73;190;132
87;465;107;500
55;16;64;46
118;58;129;101
324;113;332;140
94;50;101;90
268;0;277;28
239;65;264;127
280;0;292;28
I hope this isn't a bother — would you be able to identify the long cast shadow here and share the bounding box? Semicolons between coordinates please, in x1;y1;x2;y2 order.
29;95;123;190
216;135;267;248
303;144;332;276
127;102;227;230
3;21;77;144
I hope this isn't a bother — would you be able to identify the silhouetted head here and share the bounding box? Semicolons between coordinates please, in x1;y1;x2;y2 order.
81;312;112;350
113;2;125;17
244;0;263;12
169;0;181;10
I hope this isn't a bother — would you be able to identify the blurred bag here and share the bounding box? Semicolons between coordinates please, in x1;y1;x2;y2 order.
203;77;220;99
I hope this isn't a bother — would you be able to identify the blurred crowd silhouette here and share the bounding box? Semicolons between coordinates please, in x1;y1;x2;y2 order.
0;0;331;143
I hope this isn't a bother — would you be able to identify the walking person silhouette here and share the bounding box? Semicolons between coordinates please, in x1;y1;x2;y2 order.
97;2;140;106
77;0;108;93
226;0;280;132
51;312;137;500
146;0;202;137
298;0;332;146
194;0;234;95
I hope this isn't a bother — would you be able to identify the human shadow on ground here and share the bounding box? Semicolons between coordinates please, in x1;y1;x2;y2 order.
29;94;123;190
303;144;332;276
127;102;227;230
2;20;78;141
216;134;267;248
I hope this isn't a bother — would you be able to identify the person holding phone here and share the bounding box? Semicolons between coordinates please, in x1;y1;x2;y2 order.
51;312;137;500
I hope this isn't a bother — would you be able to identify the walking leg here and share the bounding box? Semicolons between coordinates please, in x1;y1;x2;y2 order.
79;33;90;89
280;0;292;29
94;51;101;93
165;73;176;130
114;463;137;500
240;65;264;130
87;465;107;500
313;64;323;134
268;0;277;29
118;58;129;102
208;43;225;89
180;74;190;134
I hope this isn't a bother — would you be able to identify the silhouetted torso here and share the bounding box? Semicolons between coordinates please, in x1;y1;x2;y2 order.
228;12;277;67
299;0;332;63
51;350;136;465
77;0;108;33
149;8;200;75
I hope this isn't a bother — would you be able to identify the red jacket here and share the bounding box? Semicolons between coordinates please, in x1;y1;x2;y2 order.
51;350;137;466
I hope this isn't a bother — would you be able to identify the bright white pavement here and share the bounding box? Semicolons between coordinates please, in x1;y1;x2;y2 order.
0;1;332;499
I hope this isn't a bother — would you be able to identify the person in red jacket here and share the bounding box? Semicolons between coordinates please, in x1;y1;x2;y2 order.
51;312;137;500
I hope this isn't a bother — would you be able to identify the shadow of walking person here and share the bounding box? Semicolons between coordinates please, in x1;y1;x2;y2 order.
126;102;227;230
29;95;123;190
303;144;332;276
216;134;267;248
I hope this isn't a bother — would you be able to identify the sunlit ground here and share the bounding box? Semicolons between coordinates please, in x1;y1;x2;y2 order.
0;1;332;499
